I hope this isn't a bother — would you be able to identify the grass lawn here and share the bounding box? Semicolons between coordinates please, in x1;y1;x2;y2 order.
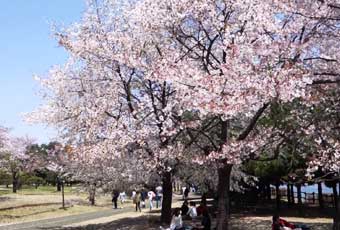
0;185;115;225
0;185;74;196
0;205;111;224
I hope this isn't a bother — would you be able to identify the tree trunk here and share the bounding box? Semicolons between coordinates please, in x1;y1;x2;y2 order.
290;184;295;205
275;182;280;210
287;184;291;205
333;183;338;211
334;216;340;230
318;182;324;209
57;178;62;192
267;183;271;201
89;184;96;206
333;186;340;230
161;171;172;223
297;184;302;205
62;182;65;209
12;171;18;193
216;164;233;230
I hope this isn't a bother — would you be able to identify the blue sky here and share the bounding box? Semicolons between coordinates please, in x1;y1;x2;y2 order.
0;0;85;143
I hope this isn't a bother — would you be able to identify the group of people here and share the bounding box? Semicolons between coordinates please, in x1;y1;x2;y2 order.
114;189;310;230
114;188;162;212
272;215;310;230
133;189;163;212
161;198;211;230
111;190;126;209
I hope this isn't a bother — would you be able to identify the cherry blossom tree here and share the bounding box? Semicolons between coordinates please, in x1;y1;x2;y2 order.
0;131;35;193
28;0;188;221
125;1;340;229
29;0;340;228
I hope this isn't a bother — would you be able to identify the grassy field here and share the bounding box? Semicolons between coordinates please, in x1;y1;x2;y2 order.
0;185;117;225
0;185;74;196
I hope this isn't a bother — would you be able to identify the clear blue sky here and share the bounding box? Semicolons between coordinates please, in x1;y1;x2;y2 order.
0;0;85;143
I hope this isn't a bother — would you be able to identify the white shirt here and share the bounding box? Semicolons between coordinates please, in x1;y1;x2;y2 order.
119;192;126;201
187;207;197;218
170;214;183;230
148;191;155;199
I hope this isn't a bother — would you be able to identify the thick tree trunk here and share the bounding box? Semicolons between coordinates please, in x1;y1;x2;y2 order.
12;171;18;193
333;187;340;230
267;183;272;201
290;184;295;205
161;171;172;223
334;216;340;230
333;183;338;211
275;182;280;210
216;164;233;230
297;184;302;205
258;181;264;200
287;184;291;205
318;182;324;209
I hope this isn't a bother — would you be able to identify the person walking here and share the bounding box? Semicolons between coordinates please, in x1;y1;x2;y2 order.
118;191;126;208
156;186;163;208
134;191;142;212
112;190;119;209
184;187;189;200
131;189;136;199
148;190;155;210
141;189;147;208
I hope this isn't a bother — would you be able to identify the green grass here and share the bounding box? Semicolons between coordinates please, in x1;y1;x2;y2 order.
0;185;76;196
0;185;118;224
0;204;111;224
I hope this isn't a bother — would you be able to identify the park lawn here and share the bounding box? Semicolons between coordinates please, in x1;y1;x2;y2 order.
0;185;114;209
0;185;118;224
0;185;75;196
0;204;111;225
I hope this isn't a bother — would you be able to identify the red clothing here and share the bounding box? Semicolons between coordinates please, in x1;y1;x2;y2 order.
196;205;208;216
272;218;295;230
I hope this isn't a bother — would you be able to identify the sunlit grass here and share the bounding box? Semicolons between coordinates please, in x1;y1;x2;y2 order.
0;185;132;224
0;205;111;224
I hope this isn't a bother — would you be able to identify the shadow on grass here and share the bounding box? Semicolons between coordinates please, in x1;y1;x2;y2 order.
229;217;332;230
40;214;332;230
41;215;162;230
231;203;335;219
0;197;11;202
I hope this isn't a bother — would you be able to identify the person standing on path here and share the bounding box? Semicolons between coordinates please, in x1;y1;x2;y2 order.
148;190;155;210
141;189;147;208
131;189;136;199
119;191;126;208
112;190;119;209
156;186;163;208
184;187;189;200
134;191;142;212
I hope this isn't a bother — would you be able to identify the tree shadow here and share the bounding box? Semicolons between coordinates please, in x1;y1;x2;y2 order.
42;215;162;230
229;217;332;230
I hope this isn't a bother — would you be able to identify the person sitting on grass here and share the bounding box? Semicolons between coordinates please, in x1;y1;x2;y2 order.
196;201;208;216
181;200;189;216
272;214;310;230
201;209;211;230
160;209;185;230
187;201;198;219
